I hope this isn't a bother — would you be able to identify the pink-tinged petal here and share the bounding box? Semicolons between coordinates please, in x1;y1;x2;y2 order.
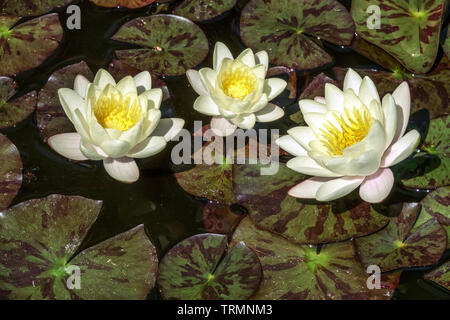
381;130;420;168
103;157;139;183
48;133;88;161
210;116;237;137
359;168;394;203
392;81;411;142
314;96;326;104
288;177;330;199
316;176;365;202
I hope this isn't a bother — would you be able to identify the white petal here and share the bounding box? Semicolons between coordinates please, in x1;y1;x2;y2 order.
103;157;139;183
74;75;90;98
142;108;162;138
194;95;221;116
248;93;269;113
127;136;167;159
93;69;116;90
325;83;344;112
100;139;132;158
343;88;364;111
287;156;342;177
264;78;287;101
343;120;386;157
199;68;217;91
359;168;394;203
186;69;209;96
276;135;307;156
89;120;110;146
316;176;365;202
58;88;85;122
255;103;284;122
80;140;107;160
210;116;238;137
141;88;163;109
358;76;380;106
343;68;363;95
116;76;137;96
382;94;398;148
118;121;143;147
314;96;326;104
303;113;325;133
134;71;152;94
48;133;88;161
299;99;328;115
381;129;420;167
236;48;255;67
151;118;185;141
255;51;269;70
324;150;381;176
368;99;384;124
231;113;256;130
288;177;331;199
392;81;411;142
287;126;316;151
213;42;233;71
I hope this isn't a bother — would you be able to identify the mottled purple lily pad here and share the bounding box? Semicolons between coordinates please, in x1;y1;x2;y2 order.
355;203;447;272
203;203;243;234
158;233;262;300
444;26;450;59
173;0;237;22
240;0;354;70
112;14;209;76
411;187;450;248
424;261;450;291
231;217;400;300
235;164;390;244
401;115;450;189
351;0;445;74
89;0;156;8
0;14;63;76
0;77;37;129
0;133;22;210
37;61;94;142
0;0;72;16
0;195;158;300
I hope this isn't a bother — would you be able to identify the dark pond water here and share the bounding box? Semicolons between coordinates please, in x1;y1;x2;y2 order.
2;1;449;300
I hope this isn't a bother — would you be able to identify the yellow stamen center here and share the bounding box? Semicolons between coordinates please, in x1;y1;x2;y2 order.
219;62;257;100
319;106;373;156
94;88;143;132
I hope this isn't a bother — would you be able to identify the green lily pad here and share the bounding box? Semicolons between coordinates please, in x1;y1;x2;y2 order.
231;217;400;299
173;0;238;22
175;164;235;205
444;26;450;59
0;0;72;16
234;164;390;245
203;203;243;234
0;133;22;210
290;73;337;124
0;14;63;77
37;61;94;142
0;195;158;300
89;0;156;8
158;233;262;300
240;0;354;70
401;115;450;189
351;0;445;74
112;14;209;76
424;261;450;291
412;187;450;248
355;203;447;272
0;77;37;129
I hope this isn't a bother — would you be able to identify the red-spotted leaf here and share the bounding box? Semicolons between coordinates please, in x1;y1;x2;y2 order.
0;14;63;76
203;203;243;234
0;77;37;129
89;0;156;8
424;261;450;291
234;163;389;244
355;203;447;272
0;195;158;300
351;0;445;74
173;0;238;22
231;217;400;300
0;133;22;210
112;14;209;76
240;0;354;70
412;187;450;248
0;0;72;16
158;233;262;300
37;61;94;142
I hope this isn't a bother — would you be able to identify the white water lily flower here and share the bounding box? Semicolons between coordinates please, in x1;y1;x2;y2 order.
186;42;287;136
48;69;184;183
276;68;421;203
